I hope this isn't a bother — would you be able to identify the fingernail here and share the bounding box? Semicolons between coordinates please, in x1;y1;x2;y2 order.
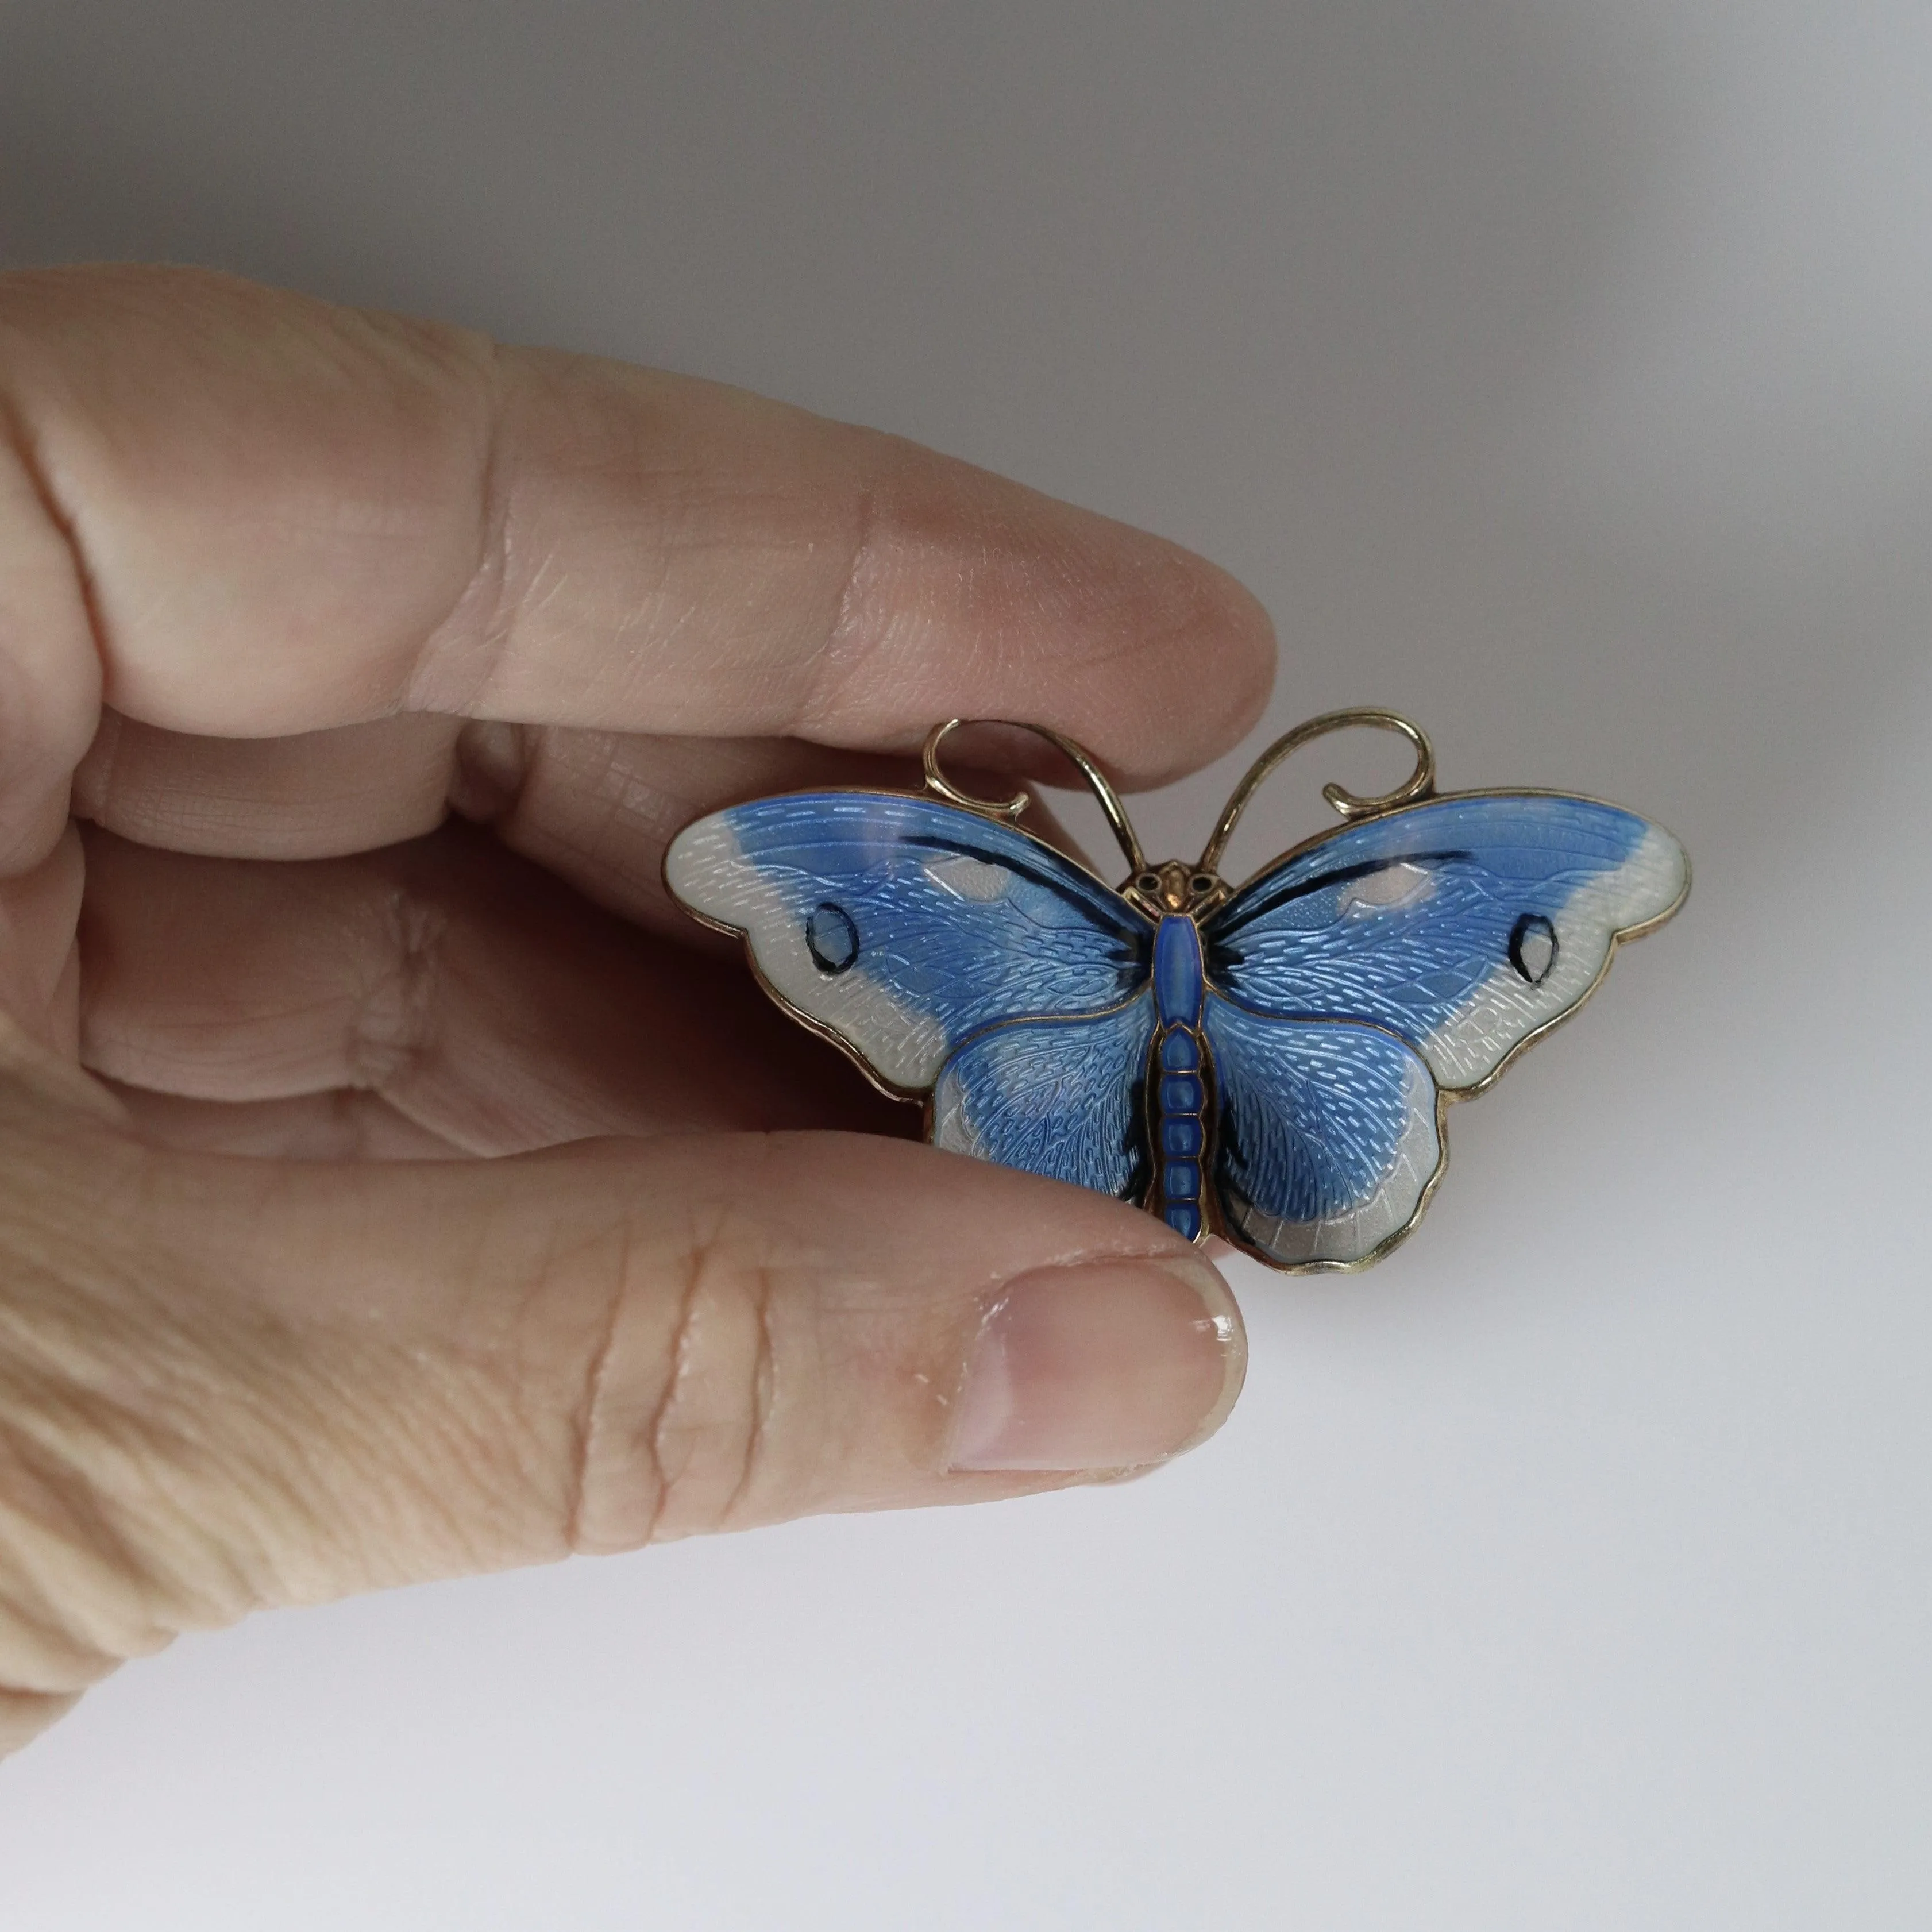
947;1257;1245;1473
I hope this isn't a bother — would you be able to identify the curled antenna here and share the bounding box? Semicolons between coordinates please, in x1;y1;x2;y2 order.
1195;708;1436;874
921;719;1147;877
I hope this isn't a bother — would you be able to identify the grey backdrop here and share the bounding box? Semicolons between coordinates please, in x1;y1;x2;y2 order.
2;2;1928;1926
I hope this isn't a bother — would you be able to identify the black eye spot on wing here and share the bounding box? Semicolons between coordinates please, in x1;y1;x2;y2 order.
1509;912;1558;985
805;901;861;975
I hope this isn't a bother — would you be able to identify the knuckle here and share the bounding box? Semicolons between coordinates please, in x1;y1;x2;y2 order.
447;718;537;826
568;1196;793;1555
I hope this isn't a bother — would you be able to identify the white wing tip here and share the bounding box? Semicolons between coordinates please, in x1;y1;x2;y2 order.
663;813;742;919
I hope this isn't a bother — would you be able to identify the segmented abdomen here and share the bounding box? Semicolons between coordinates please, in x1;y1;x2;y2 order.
1146;913;1212;1241
1152;1025;1210;1240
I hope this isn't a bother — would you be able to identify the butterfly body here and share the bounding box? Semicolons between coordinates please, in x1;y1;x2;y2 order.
1149;913;1211;1240
666;714;1688;1272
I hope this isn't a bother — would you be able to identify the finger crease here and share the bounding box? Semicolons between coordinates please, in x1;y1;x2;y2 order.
0;395;110;847
0;395;109;692
637;1231;712;1548
795;469;881;736
403;335;519;716
563;1217;634;1555
348;886;449;1089
720;1266;776;1529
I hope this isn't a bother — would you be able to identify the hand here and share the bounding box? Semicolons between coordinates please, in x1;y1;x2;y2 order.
0;267;1272;1753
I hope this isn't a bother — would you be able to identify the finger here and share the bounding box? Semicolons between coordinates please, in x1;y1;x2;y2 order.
0;1689;81;1757
71;711;890;867
77;824;909;1150
0;429;102;874
0;1094;1245;1709
103;1082;465;1160
0;265;1275;872
0;828;82;1050
74;709;462;860
461;724;1101;939
77;715;1098;938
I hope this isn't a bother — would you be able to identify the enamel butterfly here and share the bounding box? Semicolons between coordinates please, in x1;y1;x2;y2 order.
665;711;1688;1271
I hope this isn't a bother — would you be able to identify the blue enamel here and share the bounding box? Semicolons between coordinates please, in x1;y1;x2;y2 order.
1204;994;1441;1266
931;994;1155;1201
1159;1031;1200;1071
664;790;1151;1094
1149;1043;1212;1227
1152;915;1205;1025
666;773;1686;1270
1206;793;1684;1093
1144;916;1215;1228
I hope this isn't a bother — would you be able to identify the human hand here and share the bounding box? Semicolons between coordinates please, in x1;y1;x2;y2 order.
0;267;1271;1753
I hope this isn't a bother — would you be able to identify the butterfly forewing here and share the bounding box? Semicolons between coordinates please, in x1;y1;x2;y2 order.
666;792;1151;1094
1204;793;1687;1093
667;777;1687;1272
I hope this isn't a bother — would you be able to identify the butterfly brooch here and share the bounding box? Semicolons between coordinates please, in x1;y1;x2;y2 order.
666;709;1688;1271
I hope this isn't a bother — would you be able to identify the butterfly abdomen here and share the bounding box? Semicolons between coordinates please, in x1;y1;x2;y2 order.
1149;915;1212;1241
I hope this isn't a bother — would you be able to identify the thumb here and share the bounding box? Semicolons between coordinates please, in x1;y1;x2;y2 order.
0;1061;1243;1745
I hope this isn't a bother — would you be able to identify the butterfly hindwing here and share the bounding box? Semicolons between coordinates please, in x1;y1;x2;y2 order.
668;781;1682;1266
666;792;1151;1094
1205;793;1687;1092
932;994;1156;1200
1204;994;1443;1267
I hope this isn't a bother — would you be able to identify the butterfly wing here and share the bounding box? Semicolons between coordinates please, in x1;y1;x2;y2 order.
1204;793;1687;1092
932;993;1156;1199
666;792;1151;1096
1202;994;1442;1267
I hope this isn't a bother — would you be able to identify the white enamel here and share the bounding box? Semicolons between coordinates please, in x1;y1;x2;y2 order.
922;853;1014;902
665;815;949;1090
1340;860;1436;912
1226;1051;1441;1265
1421;823;1687;1091
930;1071;978;1156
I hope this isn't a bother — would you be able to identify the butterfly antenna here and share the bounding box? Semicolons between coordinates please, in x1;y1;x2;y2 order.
921;719;1147;876
1196;709;1436;874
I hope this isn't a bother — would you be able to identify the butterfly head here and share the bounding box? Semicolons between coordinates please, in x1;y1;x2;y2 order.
1127;859;1229;920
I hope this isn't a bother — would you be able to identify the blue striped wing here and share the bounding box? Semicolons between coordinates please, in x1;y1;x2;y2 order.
1204;793;1687;1093
1204;994;1442;1268
932;993;1156;1200
666;792;1151;1096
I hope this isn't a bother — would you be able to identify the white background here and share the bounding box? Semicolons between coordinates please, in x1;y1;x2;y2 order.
2;2;1928;1925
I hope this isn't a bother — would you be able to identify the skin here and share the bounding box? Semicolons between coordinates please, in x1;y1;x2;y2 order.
0;266;1275;1755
